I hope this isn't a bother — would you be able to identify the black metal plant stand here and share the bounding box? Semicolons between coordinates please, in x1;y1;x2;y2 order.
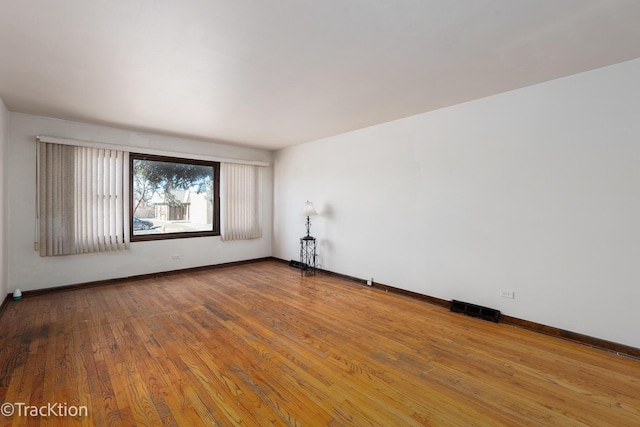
299;212;317;276
299;235;316;276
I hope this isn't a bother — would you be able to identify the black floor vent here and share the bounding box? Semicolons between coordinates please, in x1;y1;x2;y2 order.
289;260;307;269
450;300;501;323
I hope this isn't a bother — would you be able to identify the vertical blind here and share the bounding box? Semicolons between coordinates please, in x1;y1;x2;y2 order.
221;163;262;241
38;142;130;256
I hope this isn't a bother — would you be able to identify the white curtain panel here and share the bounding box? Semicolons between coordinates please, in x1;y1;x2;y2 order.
39;142;130;256
221;163;262;241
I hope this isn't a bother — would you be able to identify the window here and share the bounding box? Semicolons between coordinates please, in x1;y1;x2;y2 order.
130;153;220;241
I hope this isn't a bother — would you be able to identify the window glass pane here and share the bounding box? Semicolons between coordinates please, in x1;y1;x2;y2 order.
132;157;215;237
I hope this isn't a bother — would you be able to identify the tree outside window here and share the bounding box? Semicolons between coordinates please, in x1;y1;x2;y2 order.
130;154;220;241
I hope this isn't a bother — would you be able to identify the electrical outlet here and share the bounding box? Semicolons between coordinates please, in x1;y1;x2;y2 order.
500;289;515;299
367;278;373;286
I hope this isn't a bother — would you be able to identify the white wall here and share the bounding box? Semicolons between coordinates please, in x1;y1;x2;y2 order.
274;58;640;349
0;98;8;300
7;113;273;291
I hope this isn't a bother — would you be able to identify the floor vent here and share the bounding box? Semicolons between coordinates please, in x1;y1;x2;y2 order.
288;260;307;269
450;300;501;323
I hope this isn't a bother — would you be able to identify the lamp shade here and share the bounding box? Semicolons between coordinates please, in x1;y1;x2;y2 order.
303;201;318;216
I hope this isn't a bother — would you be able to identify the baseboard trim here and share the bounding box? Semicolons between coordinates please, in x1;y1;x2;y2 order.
19;257;274;299
0;294;11;319
371;281;451;309
499;315;640;359
277;259;639;359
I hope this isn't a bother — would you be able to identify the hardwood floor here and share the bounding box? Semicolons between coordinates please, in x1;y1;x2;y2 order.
0;260;638;426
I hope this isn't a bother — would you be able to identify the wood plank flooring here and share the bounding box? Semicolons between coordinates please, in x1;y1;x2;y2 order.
0;260;639;426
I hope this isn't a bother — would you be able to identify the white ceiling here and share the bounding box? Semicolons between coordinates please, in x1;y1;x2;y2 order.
1;1;640;150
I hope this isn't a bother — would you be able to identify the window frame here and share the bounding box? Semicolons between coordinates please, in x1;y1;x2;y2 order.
129;153;220;242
